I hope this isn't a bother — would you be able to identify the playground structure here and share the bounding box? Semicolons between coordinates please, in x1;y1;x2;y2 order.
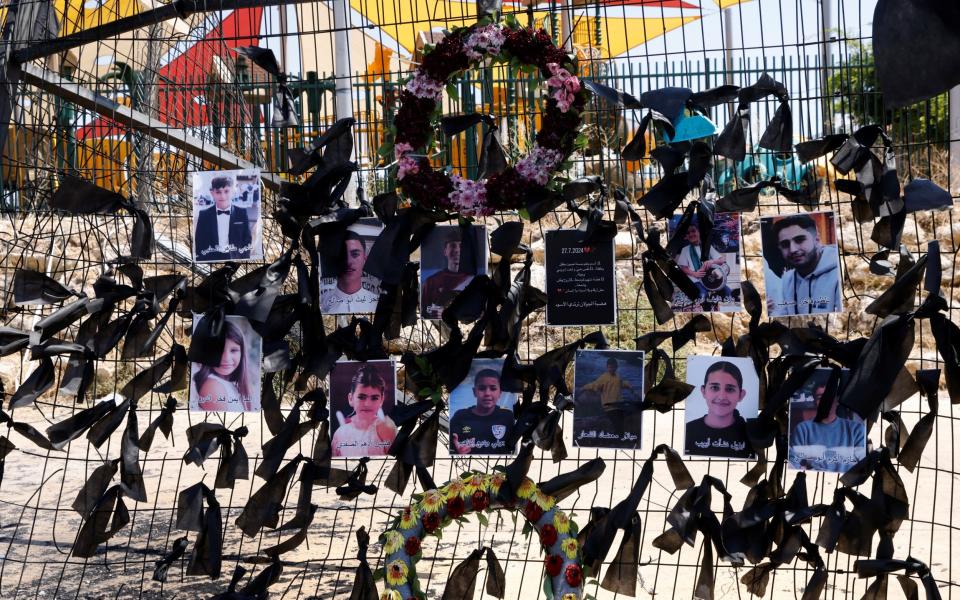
0;0;760;207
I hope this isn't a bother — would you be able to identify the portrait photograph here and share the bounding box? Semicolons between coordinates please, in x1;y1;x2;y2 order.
788;368;866;473
420;224;488;320
192;169;263;263
329;359;398;458
319;218;383;314
667;212;742;313
572;350;644;449
448;358;516;455
190;315;263;412
684;356;758;459
760;210;842;317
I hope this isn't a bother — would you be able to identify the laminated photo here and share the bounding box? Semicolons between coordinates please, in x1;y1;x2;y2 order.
420;225;488;320
319;218;384;314
448;358;517;456
788;368;866;473
668;212;742;313
572;350;644;449
192;169;263;263
329;359;398;458
760;210;843;317
684;356;758;459
190;315;262;412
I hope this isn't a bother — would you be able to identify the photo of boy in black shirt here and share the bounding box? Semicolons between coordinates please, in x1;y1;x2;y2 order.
449;361;515;455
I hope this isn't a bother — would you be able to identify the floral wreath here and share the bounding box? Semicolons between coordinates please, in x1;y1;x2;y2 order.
376;470;584;600
390;16;588;217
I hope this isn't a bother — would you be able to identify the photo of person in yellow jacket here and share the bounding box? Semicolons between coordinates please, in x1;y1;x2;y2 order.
573;351;644;448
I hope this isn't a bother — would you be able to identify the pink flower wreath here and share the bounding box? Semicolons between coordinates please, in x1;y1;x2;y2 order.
389;18;588;218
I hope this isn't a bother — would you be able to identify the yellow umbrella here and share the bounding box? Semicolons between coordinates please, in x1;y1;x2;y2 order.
0;0;192;38
51;0;189;36
0;0;194;78
347;0;700;59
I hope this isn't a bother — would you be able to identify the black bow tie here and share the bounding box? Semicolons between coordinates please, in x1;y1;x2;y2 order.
216;209;230;215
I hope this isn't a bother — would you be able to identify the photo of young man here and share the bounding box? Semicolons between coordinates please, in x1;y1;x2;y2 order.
421;225;487;319
192;169;262;263
572;350;644;449
448;359;516;455
761;211;842;316
319;219;383;314
788;368;866;473
684;356;758;459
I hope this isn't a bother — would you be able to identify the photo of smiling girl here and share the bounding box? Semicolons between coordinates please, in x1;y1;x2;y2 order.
329;360;398;458
190;316;262;412
684;356;758;459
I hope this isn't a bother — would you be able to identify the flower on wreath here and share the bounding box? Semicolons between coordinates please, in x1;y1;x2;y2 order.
546;63;581;113
395;141;414;158
404;536;422;556
537;97;585;153
383;530;404;555
465;24;506;62
553;511;571;535
406;71;445;102
420;490;444;513
515;145;563;186
448;174;493;217
516;478;536;500
544;554;564;577
394;91;436;149
488;472;506;495
422;511;441;533
395;142;420;180
565;563;583;588
447;496;467;519
560;537;578;560
471;490;490;512
399;506;418;530
464;473;488;495
524;501;544;524
420;31;470;81
386;560;410;586
399;165;455;208
485;166;550;215
443;478;467;500
531;489;556;511
380;590;402;600
539;523;558;548
504;27;567;71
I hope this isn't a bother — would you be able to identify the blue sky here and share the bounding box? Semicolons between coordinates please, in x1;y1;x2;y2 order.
645;0;878;63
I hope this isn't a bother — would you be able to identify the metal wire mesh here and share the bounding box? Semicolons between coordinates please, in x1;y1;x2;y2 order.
0;0;957;598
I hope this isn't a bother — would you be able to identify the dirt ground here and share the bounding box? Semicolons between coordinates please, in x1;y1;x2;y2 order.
0;385;955;600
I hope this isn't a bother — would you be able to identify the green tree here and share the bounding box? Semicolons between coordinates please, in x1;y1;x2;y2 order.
827;39;949;145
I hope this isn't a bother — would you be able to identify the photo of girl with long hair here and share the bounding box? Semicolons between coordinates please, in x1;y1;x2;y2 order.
190;316;262;412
